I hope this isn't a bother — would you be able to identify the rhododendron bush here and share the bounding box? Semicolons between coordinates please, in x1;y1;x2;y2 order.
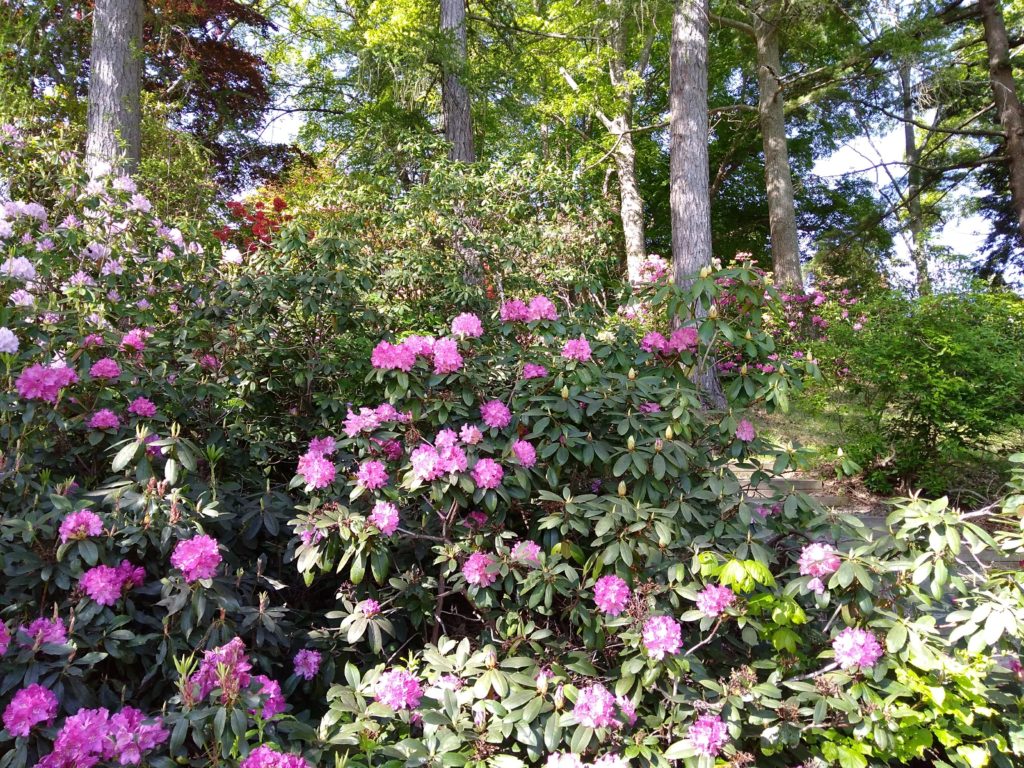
2;132;1024;768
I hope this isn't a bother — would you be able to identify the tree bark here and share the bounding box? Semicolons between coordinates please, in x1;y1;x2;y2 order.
899;64;931;295
670;0;725;407
753;6;803;289
979;0;1024;243
440;0;475;162
85;0;144;176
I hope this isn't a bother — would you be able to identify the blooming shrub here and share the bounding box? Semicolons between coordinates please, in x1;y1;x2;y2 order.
1;130;1024;768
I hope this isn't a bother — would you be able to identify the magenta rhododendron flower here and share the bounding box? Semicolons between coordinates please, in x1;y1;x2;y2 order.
432;337;464;374
639;401;661;413
799;542;841;593
16;363;77;402
511;540;541;562
105;707;170;766
572;682;617;728
471;458;504;489
561;335;592;362
89;357;121;379
735;419;756;442
2;684;58;736
480;399;511;429
294;649;322;680
0;621;9;655
695;585;737;617
511;439;537;468
36;706;169;768
18;617;67;648
451;312;484;338
369;501;400;535
253;674;286;718
594;574;630;616
499;299;530;322
80;564;130;606
240;745;311;768
297;450;336;489
688;714;728;757
359;598;382;616
88;408;121;430
832;627;883;670
120;327;151;352
642;615;682;660
374;668;423;709
527;295;558;321
59;510;103;543
641;331;667;354
308;436;336;454
170;534;222;582
371;340;416;372
357;459;389;490
522;363;547;379
463;551;497;587
459;423;483;444
666;326;698;353
127;397;156;417
188;637;252;702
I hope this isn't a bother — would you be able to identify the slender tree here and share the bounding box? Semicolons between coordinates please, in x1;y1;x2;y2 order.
440;0;475;162
670;0;725;405
84;0;145;175
899;64;931;294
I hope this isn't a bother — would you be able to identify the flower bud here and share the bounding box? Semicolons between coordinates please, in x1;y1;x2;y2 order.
654;438;663;452
617;481;627;497
665;425;673;440
473;703;487;730
745;329;753;340
699;266;712;279
740;363;748;376
561;385;569;400
627;435;636;451
708;305;719;319
628;367;637;380
553;684;565;710
484;648;497;669
535;668;552;695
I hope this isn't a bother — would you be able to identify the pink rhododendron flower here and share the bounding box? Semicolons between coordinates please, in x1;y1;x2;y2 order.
459;423;483;444
463;551;497;587
252;674;286;718
832;627;883;670
639;402;660;413
80;564;129;606
573;682;617;728
432;337;464;374
188;637;251;702
371;340;416;372
88;409;121;430
357;459;389;490
616;694;637;726
105;707;170;766
695;585;736;617
120;328;151;352
594;574;630;616
170;534;222;582
511;439;537;468
402;335;435;356
527;295;558;321
465;510;488;528
546;755;584;768
16;363;77;402
308;436;336;455
451;312;484;338
19;617;67;648
296;451;336;489
0;621;9;655
373;668;423;709
240;745;311;768
59;510;103;543
561;335;592;362
359;599;382;616
499;299;530;322
0;326;17;354
294;649;322;680
734;419;756;443
522;363;547;379
666;327;698;354
369;501;400;536
410;444;442;482
2;684;58;736
471;458;504;489
89;357;121;379
127;397;156;417
511;540;541;562
688;714;729;757
642;615;682;660
799;542;841;593
480;399;511;429
640;331;667;354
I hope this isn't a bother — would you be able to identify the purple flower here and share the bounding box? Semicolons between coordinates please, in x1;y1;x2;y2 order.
2;684;58;736
0;621;9;655
695;585;736;617
59;510;103;543
240;745;311;768
89;357;121;379
18;617;67;649
127;397;157;418
511;439;537;468
359;599;381;617
522;363;547;379
369;501;400;536
187;637;251;702
642;615;682;660
480;400;511;429
593;574;630;616
432;337;464;374
471;458;504;490
463;551;498;587
356;460;389;490
735;419;756;442
561;335;592;362
88;409;121;430
832;627;883;670
451;312;484;338
80;564;128;606
170;534;221;583
373;668;423;710
572;683;617;729
252;674;286;718
687;714;728;757
294;649;322;681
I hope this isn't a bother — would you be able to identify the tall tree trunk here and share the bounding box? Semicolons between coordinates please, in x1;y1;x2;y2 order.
670;0;724;407
607;5;648;282
85;0;144;176
440;0;475;162
979;0;1024;243
899;64;930;295
753;7;802;289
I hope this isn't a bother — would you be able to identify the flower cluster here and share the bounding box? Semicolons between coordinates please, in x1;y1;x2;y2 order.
799;542;841;594
499;295;558;323
35;706;169;768
79;561;144;606
170;534;222;583
240;745;311;768
294;649;322;681
2;684;58;736
463;551;498;588
59;510;104;543
15;363;78;402
695;585;736;617
642;615;682;660
832;627;883;670
687;714;729;757
593;575;630;616
373;668;423;710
